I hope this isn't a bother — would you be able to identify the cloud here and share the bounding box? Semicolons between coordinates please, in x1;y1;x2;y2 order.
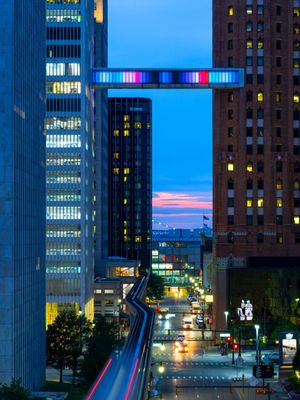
152;191;212;210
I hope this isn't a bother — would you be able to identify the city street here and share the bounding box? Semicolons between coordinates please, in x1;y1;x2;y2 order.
150;295;289;400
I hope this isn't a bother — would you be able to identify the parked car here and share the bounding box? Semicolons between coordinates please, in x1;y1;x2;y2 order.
262;352;280;365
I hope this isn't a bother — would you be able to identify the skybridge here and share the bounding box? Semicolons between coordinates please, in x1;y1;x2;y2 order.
92;68;244;89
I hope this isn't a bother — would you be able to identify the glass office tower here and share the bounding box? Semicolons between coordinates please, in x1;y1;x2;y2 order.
0;0;45;389
45;0;107;323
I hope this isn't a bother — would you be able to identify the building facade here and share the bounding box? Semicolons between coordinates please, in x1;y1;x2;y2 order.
0;0;45;389
45;0;108;324
213;0;300;329
152;229;203;284
108;98;152;271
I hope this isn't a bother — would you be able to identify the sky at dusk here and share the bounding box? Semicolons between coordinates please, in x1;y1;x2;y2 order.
108;0;213;229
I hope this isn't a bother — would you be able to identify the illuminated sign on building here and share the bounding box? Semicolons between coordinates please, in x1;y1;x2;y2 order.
280;332;299;365
92;68;244;89
237;299;253;321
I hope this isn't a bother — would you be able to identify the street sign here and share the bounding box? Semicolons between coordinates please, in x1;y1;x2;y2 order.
253;365;274;379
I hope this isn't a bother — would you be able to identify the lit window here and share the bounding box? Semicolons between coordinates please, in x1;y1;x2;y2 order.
124;198;127;205
124;115;130;121
277;198;283;208
276;179;283;190
113;168;119;174
276;93;281;103
135;236;142;243
124;229;127;234
257;198;264;208
124;220;127;227
247;161;253;172
276;233;283;244
247;199;253;208
295;180;300;189
294;23;300;35
294;8;300;17
124;130;129;136
257;38;264;49
294;94;300;103
246;39;253;49
246;21;253;32
228;6;234;16
227;162;234;171
124;168;130;175
294;216;300;224
124;176;127;182
135;122;142;129
113;152;119;159
246;6;253;15
124;122;130;128
257;91;264;102
113;130;119;136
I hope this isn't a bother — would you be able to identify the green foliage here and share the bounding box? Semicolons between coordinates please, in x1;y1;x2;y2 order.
80;317;119;385
147;274;164;300
293;348;300;373
270;320;298;341
0;379;32;400
46;310;92;384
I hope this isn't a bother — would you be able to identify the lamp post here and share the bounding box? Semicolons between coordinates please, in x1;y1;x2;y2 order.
254;324;260;363
224;311;229;330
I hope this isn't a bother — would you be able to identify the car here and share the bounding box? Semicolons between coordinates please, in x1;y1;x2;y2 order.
262;352;280;365
176;334;186;342
176;341;189;353
188;297;196;304
182;317;193;329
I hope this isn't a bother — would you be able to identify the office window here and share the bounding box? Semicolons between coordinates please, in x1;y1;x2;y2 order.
257;233;264;243
294;93;300;103
247;178;253;190
276;5;281;16
295;232;300;243
257;38;264;49
257;215;264;225
227;198;234;207
276;233;283;244
228;6;234;16
246;5;253;15
257;21;264;32
247;108;253;118
257;57;264;66
228;92;234;102
257;91;264;102
294;40;300;50
276;23;281;33
257;5;264;14
246;57;253;66
276;160;283;172
295;180;300;190
228;110;233;120
247;161;253;172
257;198;264;208
277;198;283;208
294;7;300;17
257;127;264;137
276;40;281;50
257;108;264;119
247;199;253;207
258;178;264;190
247;215;253;225
228;178;234;190
246;39;253;49
257;160;264;172
295;216;300;225
227;162;234;171
276;179;283;190
246;21;253;32
276;215;283;225
247;127;253;137
228;22;233;33
276;75;281;85
228;127;233;137
294;24;300;34
276;93;281;103
228;40;233;50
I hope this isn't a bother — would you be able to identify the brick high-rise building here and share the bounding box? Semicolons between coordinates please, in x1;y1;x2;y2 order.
213;0;300;329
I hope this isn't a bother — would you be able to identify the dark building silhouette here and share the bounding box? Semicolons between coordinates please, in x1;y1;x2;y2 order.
108;98;152;270
213;0;300;329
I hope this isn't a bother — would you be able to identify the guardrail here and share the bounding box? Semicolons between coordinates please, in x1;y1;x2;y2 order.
84;275;155;400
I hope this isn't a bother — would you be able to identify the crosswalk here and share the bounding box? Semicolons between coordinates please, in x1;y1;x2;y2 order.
154;336;210;341
160;375;230;381
159;361;227;367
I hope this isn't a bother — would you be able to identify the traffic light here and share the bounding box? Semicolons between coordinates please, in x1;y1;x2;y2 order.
226;336;232;343
233;343;239;351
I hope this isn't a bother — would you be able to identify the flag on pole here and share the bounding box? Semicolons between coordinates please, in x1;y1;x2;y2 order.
203;215;209;221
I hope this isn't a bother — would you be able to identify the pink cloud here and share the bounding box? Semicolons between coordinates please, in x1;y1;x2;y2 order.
152;191;212;210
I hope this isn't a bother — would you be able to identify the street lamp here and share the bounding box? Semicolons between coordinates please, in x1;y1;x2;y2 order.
158;362;165;374
224;311;229;330
254;324;260;363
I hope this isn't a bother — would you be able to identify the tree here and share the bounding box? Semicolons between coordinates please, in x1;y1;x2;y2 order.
270;321;298;342
46;309;92;384
81;317;119;385
146;274;164;300
293;348;300;375
0;379;33;400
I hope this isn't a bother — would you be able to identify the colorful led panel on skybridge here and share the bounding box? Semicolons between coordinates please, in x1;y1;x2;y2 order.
92;68;244;89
